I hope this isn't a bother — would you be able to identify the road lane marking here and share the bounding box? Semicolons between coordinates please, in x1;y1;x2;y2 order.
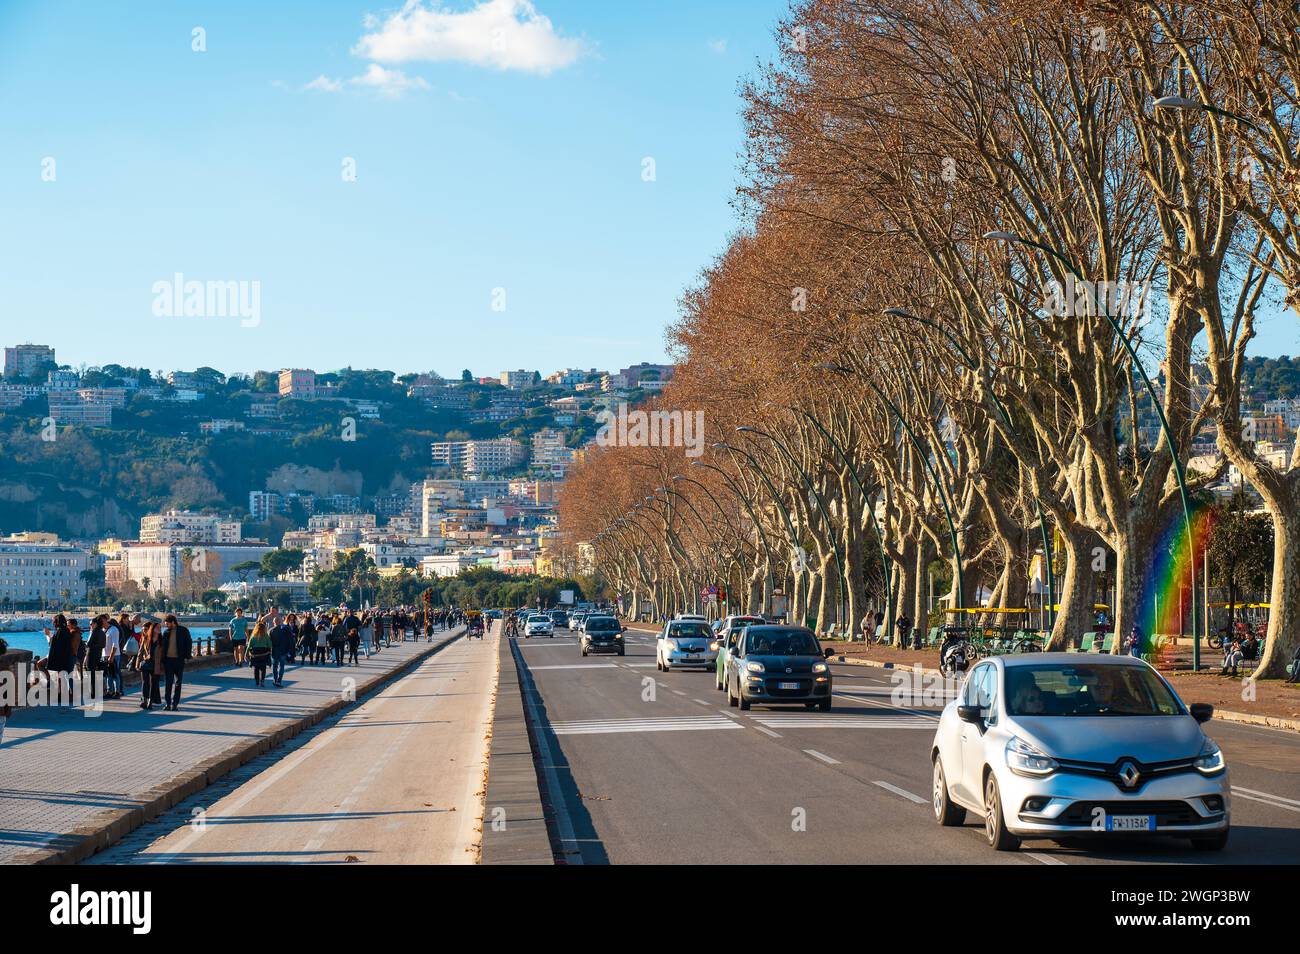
754;718;933;729
872;780;927;804
549;716;743;736
803;749;840;765
753;726;782;738
1025;851;1067;866
693;699;712;706
528;664;620;670
1232;787;1300;813
671;689;687;696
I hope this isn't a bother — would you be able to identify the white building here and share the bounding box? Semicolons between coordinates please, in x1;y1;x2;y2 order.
420;553;479;578
140;510;243;544
123;542;274;595
0;540;91;606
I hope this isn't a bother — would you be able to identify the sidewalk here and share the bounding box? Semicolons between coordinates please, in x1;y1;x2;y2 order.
0;631;462;864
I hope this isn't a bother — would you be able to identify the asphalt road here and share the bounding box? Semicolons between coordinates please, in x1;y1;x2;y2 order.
89;630;497;865
514;625;1300;864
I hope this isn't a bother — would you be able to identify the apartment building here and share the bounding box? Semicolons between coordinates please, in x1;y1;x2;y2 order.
278;368;316;398
123;542;273;595
3;343;55;380
140;510;243;544
430;438;526;475
0;538;91;605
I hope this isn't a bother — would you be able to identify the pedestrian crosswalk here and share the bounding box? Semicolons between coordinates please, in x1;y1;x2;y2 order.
751;715;935;729
549;715;744;735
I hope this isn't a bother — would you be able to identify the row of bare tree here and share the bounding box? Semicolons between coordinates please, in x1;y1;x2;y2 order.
559;0;1299;676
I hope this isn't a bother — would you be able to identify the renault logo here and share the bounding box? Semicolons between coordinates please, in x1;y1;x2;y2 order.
1117;760;1142;789
785;667;792;673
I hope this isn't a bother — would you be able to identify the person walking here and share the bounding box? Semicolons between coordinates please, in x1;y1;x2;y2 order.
298;613;317;665
270;614;296;688
228;607;251;667
247;620;273;686
373;611;386;651
43;614;76;708
134;621;163;710
160;614;192;711
103;613;122;699
360;612;374;659
329;614;346;667
315;614;330;664
85;616;107;702
345;611;362;666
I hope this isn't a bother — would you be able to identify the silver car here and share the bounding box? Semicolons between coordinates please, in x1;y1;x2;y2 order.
931;653;1229;852
656;619;716;671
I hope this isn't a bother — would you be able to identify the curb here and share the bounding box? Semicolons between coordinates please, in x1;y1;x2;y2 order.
14;629;466;865
828;655;1300;734
480;624;554;865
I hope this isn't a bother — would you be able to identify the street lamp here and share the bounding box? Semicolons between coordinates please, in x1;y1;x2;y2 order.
736;424;848;628
984;229;1199;666
881;306;1058;629
817;362;966;613
689;460;779;615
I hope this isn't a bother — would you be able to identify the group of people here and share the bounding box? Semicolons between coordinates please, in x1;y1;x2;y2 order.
37;612;193;711
226;605;470;687
21;603;473;712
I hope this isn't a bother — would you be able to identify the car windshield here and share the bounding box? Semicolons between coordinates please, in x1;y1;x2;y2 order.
528;616;548;623
668;623;711;639
1005;664;1184;717
586;617;619;632
744;629;820;656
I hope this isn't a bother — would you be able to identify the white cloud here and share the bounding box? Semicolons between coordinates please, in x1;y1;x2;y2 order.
348;63;431;96
353;0;585;75
302;65;429;97
707;38;727;55
304;74;344;93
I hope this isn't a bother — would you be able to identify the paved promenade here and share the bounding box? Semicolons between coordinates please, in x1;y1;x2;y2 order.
0;630;463;863
90;630;499;864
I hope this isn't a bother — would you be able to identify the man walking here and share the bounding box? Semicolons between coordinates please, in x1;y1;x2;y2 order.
161;614;192;711
228;607;251;666
270;614;296;687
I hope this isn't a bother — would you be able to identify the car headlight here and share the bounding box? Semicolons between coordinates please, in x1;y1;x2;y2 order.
1005;736;1058;777
666;640;678;651
709;641;719;651
812;662;828;673
1195;737;1225;776
746;661;765;673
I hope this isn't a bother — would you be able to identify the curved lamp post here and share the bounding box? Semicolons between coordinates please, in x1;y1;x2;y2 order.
984;229;1197;665
689;461;779;615
736;424;848;627
883;306;1058;630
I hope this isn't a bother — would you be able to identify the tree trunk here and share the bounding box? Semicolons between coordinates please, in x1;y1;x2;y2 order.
1048;525;1100;652
1255;504;1300;679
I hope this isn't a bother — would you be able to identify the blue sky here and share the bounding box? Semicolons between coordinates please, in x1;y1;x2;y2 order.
1;1;1295;382
0;0;790;379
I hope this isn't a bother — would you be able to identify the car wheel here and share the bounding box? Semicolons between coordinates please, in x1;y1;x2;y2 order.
983;774;1020;851
727;677;738;708
932;756;966;827
804;702;817;710
1190;830;1229;851
818;698;831;712
738;689;750;711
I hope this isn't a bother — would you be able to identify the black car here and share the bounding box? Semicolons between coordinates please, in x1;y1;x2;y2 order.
580;615;626;656
725;625;833;711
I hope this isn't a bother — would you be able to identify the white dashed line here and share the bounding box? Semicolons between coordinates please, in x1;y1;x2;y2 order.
872;780;927;804
803;749;840;765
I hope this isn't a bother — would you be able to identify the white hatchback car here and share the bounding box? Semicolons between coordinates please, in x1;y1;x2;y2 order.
656;619;716;671
524;614;554;637
931;653;1229;852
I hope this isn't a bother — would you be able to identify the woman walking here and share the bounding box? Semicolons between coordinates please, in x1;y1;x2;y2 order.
360;612;374;660
134;621;163;710
247;620;273;686
329;614;346;667
43;614;76;707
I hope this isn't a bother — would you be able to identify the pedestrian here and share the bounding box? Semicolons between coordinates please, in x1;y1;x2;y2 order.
103;613;122;699
85;615;107;702
360;612;374;659
270;614;296;687
374;611;387;650
315;614;330;664
160;614;192;711
247;620;273;686
895;614;912;650
298;613;316;665
120;614;141;677
329;614;346;667
134;621;163;710
228;607;251;667
346;612;362;665
42;614;76;707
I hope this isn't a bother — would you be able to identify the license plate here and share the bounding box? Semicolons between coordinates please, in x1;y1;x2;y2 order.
778;681;801;690
1107;814;1155;832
